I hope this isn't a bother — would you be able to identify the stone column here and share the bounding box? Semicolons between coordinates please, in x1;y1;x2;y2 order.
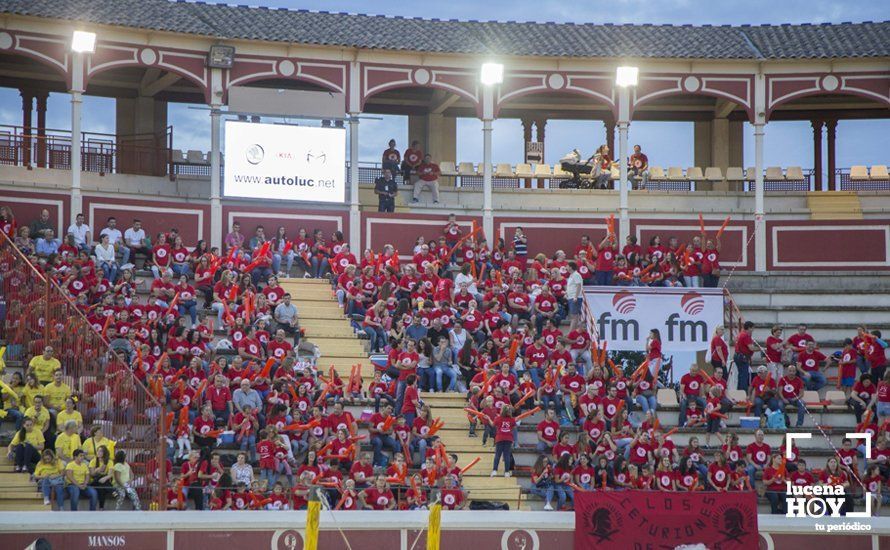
35;90;48;168
20;89;33;166
826;119;837;191
811;120;824;190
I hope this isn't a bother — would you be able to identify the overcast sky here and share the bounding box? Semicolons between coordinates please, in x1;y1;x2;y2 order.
0;0;887;180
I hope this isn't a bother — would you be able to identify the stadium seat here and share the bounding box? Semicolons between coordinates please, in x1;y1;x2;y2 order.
726;389;747;404
171;149;186;162
457;162;476;176
515;163;534;178
439;161;457;176
495;163;514;178
657;388;679;407
725;167;743;182
765;166;784;180
648;166;666;180
609;165;620;180
785;166;804;181
534;164;552;178
686;167;705;181
824;390;847;407
745;167;757;181
801;390;822;405
187;150;207;164
704;167;724;181
667;166;684;180
871;165;889;180
850;165;869;180
552;163;570;178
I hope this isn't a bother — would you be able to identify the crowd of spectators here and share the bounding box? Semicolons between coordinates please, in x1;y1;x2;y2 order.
1;203;888;514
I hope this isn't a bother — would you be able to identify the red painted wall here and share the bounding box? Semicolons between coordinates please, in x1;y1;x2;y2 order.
767;220;890;271
83;196;210;246
361;212;481;257
222;204;349;245
2;189;69;236
494;216;612;259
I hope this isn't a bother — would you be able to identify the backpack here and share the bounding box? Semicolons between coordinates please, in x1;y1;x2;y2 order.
766;408;786;430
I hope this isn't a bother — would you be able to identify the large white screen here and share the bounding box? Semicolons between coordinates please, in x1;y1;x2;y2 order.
224;120;346;203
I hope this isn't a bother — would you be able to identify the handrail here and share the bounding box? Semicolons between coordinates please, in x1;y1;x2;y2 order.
0;230;166;509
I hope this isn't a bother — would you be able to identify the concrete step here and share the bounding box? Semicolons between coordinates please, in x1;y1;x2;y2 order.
294;306;348;320
727;272;890;292
730;290;890;307
0;502;51;511
741;306;888;325
301;324;357;339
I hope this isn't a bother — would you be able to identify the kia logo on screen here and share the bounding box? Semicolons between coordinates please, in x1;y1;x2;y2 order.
245;144;264;165
306;149;327;165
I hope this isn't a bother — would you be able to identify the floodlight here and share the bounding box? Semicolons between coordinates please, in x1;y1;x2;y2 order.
480;62;504;86
71;31;96;53
616;66;639;87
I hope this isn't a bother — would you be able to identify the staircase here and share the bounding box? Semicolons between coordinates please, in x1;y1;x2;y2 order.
278;279;527;507
0;456;48;510
278;278;374;380
422;392;528;510
806;191;862;220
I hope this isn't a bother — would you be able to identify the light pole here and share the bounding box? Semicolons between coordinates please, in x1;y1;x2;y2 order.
480;62;503;243
69;30;96;224
615;66;638;244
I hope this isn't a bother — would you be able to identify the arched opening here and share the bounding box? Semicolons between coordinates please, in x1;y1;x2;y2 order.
767;92;890;190
84;65;207;176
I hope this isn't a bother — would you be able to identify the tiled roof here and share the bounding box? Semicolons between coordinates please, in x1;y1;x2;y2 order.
4;0;890;60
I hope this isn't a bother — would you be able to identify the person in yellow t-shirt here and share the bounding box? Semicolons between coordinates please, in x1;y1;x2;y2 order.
65;449;98;511
21;373;43;410
56;397;83;434
81;425;115;461
54;420;82;463
0;371;24;430
42;370;72;412
34;449;66;506
29;347;62;384
7;417;45;473
24;395;51;434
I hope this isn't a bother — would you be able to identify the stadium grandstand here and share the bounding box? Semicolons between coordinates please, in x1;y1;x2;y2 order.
0;0;889;549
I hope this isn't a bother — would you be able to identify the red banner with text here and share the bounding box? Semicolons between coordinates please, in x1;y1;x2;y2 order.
575;490;758;549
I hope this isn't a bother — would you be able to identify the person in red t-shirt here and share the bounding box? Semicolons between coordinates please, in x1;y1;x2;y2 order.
360;475;396;510
412;154;440;204
778;365;805;427
762;454;787;514
440;474;468;510
594;235;616;285
709;326;729;371
678;364;706;426
491;406;517;477
734;321;756;391
796;340;827;392
745;429;771;489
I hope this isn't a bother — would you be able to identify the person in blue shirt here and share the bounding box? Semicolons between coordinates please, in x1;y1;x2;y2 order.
35;228;61;258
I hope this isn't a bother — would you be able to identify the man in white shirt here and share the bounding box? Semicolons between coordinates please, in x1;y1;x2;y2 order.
66;213;91;252
566;261;584;320
99;216;123;245
123;219;149;267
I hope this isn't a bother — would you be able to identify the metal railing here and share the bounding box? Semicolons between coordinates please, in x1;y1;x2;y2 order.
0;124;173;177
837;168;890;191
0;231;166;509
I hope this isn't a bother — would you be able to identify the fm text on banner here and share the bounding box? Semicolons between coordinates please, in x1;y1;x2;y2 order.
584;287;723;351
575;490;758;549
224;120;346;203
